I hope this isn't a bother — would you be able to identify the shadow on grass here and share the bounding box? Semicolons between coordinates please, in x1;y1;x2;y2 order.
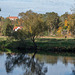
0;38;75;55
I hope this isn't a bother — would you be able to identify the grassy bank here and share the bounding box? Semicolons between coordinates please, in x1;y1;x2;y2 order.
0;36;75;55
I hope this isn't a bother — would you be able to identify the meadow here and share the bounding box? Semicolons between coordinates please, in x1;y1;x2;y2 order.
0;36;75;56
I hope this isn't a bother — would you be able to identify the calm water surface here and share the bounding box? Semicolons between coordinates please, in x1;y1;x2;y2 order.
0;53;75;75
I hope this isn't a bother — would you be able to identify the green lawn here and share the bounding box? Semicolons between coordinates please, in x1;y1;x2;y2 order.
35;38;75;48
0;37;75;54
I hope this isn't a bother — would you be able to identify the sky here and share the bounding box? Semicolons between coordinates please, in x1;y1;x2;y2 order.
0;0;74;17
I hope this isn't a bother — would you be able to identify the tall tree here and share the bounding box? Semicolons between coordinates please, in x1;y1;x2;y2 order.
46;12;60;35
6;24;13;36
68;14;75;36
60;12;69;22
18;10;47;50
1;18;12;36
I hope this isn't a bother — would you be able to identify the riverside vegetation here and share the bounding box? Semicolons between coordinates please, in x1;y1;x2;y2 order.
0;36;75;56
0;10;75;55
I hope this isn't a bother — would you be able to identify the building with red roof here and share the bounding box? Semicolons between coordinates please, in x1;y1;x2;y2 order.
8;16;18;20
13;26;23;31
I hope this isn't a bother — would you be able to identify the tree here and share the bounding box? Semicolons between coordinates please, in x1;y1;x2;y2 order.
59;13;75;37
18;10;47;51
6;24;13;36
0;8;1;22
68;15;75;36
12;29;25;40
58;12;70;36
1;18;13;36
69;1;75;36
61;12;68;20
46;12;60;35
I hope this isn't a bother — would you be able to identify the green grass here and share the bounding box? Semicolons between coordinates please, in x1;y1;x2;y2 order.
0;36;7;40
0;37;75;54
35;38;75;48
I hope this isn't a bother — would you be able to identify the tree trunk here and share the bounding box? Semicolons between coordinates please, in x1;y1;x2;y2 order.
31;36;37;53
48;28;49;36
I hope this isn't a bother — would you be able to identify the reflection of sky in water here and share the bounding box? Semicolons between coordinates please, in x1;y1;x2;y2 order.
46;61;74;75
0;53;75;75
0;53;26;75
0;53;7;75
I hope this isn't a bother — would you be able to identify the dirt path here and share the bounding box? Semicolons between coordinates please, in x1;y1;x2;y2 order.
37;36;73;39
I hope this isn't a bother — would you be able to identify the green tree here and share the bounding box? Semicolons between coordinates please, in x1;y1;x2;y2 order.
70;1;75;36
12;30;25;40
68;16;75;36
6;24;13;36
1;18;12;36
18;10;47;50
0;8;1;21
46;12;60;35
60;12;69;22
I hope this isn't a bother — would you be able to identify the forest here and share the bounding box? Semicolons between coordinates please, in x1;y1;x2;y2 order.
0;10;75;38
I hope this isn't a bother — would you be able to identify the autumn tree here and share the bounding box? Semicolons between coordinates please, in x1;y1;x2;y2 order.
0;8;1;21
60;12;69;22
57;12;69;36
68;14;75;36
69;1;75;36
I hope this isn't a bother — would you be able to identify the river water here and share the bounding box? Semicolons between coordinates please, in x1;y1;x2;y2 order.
0;53;75;75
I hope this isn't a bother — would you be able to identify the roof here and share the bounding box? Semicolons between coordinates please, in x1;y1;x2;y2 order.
8;16;18;19
13;26;23;31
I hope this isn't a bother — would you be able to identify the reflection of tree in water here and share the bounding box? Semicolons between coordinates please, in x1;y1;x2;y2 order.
5;53;47;75
0;53;4;56
71;64;75;75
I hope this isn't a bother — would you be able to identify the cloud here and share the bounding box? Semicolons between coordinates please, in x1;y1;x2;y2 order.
0;0;74;17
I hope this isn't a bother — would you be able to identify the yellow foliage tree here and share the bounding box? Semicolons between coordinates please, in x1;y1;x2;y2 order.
57;27;62;35
65;19;68;26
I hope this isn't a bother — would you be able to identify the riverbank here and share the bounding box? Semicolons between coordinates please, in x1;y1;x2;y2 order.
0;36;75;56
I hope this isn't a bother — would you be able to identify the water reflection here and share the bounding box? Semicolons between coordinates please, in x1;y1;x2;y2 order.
71;64;75;75
33;54;75;65
5;53;47;75
0;53;4;56
0;53;74;75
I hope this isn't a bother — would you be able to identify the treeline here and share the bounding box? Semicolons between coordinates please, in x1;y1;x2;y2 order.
0;10;75;37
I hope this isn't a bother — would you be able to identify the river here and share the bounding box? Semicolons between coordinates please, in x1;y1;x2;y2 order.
0;53;75;75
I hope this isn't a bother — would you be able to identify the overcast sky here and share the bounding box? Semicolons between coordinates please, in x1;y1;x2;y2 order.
0;0;74;17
